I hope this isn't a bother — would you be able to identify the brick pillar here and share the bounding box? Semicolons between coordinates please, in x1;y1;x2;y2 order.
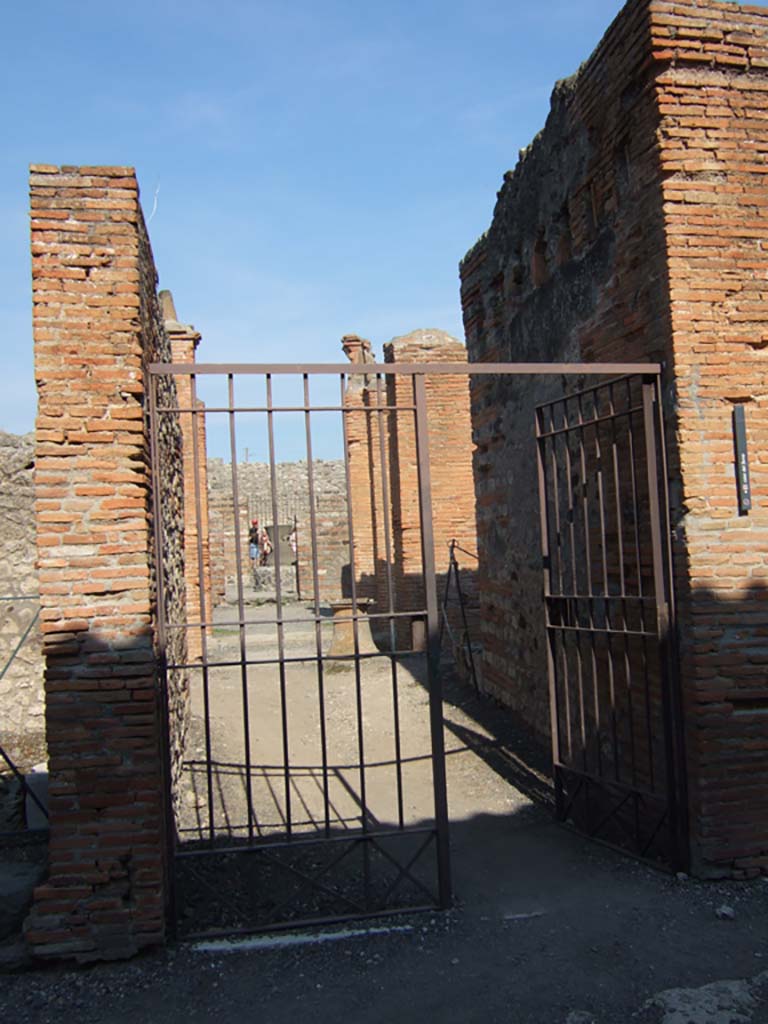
161;290;211;662
651;0;768;877
27;165;176;960
383;330;476;649
342;335;389;604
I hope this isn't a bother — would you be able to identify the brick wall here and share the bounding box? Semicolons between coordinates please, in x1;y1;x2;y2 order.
650;0;768;877
344;330;478;650
461;0;768;876
27;165;185;959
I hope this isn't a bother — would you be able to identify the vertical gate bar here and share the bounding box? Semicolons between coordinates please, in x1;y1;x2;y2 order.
625;378;644;792
593;392;610;595
548;405;573;765
557;403;573;598
607;384;624;782
266;373;292;836
453;546;480;694
413;373;452;909
634;380;657;797
577;392;601;780
563;400;587;771
642;376;687;870
188;374;215;842
226;373;255;841
338;373;371;903
536;404;564;818
303;374;331;835
147;370;177;938
592;389;612;784
375;373;405;829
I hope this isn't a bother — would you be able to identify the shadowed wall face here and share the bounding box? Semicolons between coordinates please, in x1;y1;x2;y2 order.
461;0;768;877
28;164;186;960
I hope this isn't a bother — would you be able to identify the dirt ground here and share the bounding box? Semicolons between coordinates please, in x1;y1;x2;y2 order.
1;596;767;1023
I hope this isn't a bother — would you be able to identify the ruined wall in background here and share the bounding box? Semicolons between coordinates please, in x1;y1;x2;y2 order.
207;459;349;604
27;164;184;960
384;331;478;649
344;330;478;650
461;0;768;877
0;432;45;765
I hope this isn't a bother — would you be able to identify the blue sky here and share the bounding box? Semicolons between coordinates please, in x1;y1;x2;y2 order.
2;0;722;446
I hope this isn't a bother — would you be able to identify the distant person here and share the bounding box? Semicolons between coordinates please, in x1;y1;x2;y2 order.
249;519;260;565
288;524;298;562
259;527;273;566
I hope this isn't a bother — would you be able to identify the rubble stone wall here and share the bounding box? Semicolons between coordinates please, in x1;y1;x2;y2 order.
0;432;44;765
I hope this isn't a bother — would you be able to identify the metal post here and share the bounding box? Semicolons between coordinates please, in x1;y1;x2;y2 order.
642;376;686;872
645;375;689;872
536;405;565;820
413;373;452;908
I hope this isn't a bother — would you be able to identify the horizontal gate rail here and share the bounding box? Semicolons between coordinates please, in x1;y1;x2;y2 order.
150;361;662;376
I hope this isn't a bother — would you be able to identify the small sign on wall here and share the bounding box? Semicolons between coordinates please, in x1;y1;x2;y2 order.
733;405;752;515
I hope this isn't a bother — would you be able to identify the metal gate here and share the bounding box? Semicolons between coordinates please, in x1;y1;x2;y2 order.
148;363;451;939
535;373;688;870
148;360;687;940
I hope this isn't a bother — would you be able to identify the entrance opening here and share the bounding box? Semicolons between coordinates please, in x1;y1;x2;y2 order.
148;361;686;940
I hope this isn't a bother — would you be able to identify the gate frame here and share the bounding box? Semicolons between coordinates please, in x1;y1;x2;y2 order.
535;373;689;872
148;359;687;938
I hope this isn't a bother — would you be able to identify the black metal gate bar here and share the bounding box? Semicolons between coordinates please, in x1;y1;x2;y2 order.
413;373;452;907
225;373;256;843
189;373;216;844
642;376;689;869
265;373;293;839
535;372;687;870
374;374;406;830
302;374;332;835
338;371;371;900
